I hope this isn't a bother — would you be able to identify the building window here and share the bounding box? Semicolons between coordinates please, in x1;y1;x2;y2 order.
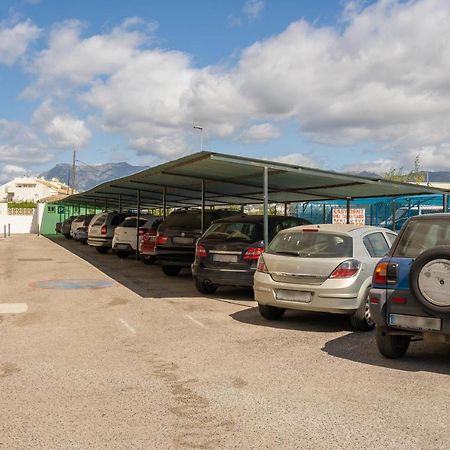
47;206;56;213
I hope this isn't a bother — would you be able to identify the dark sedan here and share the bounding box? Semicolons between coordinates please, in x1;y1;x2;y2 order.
191;215;310;294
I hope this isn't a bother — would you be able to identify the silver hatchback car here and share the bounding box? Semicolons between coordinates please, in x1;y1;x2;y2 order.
254;224;397;330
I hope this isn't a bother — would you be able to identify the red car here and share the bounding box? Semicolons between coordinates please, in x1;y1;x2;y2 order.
139;219;163;264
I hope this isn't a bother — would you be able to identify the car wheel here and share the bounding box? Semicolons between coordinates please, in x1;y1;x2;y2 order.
116;251;129;259
350;289;375;331
162;265;181;277
376;327;411;358
194;279;218;295
258;303;286;320
410;246;450;312
142;255;156;265
96;247;109;254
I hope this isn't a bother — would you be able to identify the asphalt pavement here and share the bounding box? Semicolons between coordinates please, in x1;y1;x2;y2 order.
0;234;449;449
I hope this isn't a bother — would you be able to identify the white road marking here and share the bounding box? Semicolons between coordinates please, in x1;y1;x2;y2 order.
119;318;136;335
0;303;28;314
185;314;208;329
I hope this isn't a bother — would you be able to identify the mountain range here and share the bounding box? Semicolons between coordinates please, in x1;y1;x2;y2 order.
39;161;450;192
39;162;147;192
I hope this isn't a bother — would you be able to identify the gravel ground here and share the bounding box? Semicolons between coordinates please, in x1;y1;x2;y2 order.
0;234;449;449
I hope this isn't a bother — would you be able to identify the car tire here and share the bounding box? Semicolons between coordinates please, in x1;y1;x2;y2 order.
194;279;218;295
116;251;129;259
162;265;181;277
410;246;450;312
350;289;375;331
376;327;411;358
142;255;156;265
258;303;286;320
96;247;109;254
63;233;72;239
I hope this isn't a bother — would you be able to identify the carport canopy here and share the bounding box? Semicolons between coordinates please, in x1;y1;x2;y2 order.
57;151;450;247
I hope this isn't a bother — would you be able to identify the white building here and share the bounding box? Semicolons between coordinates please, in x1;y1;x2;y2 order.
0;177;72;202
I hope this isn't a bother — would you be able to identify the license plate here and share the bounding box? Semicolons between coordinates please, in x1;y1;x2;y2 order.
173;237;194;244
276;290;311;303
389;314;442;331
213;254;238;263
116;244;129;250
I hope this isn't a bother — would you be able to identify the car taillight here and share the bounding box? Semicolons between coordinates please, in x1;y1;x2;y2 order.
149;228;157;236
156;234;168;245
329;259;361;278
256;255;269;273
101;224;107;235
139;227;149;236
373;261;388;285
196;244;207;258
243;247;265;260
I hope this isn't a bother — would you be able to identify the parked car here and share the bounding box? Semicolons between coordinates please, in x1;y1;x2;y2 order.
87;212;132;253
370;213;450;358
192;215;311;294
139;218;163;264
254;224;397;330
156;209;238;276
70;215;94;238
112;215;161;258
61;216;77;238
72;215;94;244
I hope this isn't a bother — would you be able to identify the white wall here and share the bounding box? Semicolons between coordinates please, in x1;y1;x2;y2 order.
0;215;34;234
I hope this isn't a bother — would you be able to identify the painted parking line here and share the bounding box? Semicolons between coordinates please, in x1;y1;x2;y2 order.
119;318;136;335
185;314;208;329
0;303;28;314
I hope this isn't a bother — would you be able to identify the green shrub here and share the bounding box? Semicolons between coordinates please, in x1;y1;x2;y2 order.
8;201;37;209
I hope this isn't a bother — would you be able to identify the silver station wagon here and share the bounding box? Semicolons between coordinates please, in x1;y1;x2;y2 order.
254;224;397;330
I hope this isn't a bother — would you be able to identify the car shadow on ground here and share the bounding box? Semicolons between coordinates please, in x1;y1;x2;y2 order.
323;330;450;375
230;306;354;333
48;236;255;302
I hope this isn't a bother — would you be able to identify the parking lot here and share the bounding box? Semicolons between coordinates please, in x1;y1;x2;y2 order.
1;234;449;449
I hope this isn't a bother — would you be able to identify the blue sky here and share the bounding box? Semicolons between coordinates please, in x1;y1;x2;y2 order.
0;0;449;182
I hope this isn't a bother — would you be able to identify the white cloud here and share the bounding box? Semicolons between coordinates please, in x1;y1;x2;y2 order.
11;0;450;171
25;18;157;93
32;100;92;149
243;0;265;20
238;123;281;143
0;19;41;65
272;153;321;168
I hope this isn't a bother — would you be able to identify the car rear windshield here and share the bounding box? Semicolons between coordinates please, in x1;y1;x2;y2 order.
92;214;107;226
393;219;450;258
120;218;148;228
203;222;260;241
163;212;203;229
268;231;353;258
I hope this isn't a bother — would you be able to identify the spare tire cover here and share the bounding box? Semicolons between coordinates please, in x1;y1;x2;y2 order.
410;246;450;311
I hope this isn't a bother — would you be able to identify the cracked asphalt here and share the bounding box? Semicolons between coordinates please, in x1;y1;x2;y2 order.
0;234;449;449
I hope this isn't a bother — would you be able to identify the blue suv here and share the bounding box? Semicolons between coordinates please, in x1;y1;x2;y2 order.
370;214;450;358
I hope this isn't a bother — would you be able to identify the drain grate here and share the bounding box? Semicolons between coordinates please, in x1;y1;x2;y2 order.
18;258;53;262
32;279;117;290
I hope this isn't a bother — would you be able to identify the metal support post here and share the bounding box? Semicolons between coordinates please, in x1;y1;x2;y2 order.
163;187;167;219
284;203;288;216
8;223;10;236
3;225;6;238
118;194;122;214
263;166;269;249
201;179;206;234
346;198;351;224
443;194;448;213
322;204;326;223
136;190;141;260
392;200;396;231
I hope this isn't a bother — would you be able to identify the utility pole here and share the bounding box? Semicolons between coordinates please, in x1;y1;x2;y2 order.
193;125;203;151
71;150;77;194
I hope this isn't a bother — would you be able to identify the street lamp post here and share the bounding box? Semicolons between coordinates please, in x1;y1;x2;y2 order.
193;125;203;151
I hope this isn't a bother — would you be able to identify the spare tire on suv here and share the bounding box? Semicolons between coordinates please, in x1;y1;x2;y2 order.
409;246;450;312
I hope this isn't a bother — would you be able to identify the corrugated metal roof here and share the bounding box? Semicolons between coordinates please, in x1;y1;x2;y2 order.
56;151;449;209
